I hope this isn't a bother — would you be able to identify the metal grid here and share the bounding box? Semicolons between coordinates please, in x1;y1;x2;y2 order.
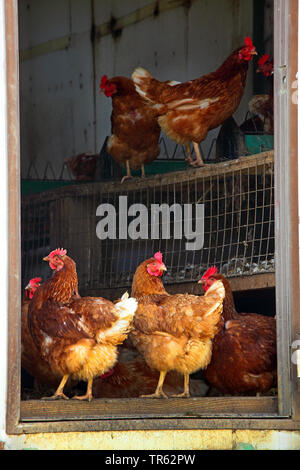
21;151;275;292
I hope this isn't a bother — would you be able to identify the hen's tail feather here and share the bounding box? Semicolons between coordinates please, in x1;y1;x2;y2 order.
96;292;138;346
132;67;164;104
204;279;225;301
200;280;226;335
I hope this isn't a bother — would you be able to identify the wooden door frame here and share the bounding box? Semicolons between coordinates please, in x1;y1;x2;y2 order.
5;0;22;434
5;0;300;434
283;0;300;420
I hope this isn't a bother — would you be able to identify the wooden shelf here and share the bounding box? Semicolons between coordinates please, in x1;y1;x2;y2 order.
82;272;275;301
22;150;274;202
21;396;277;423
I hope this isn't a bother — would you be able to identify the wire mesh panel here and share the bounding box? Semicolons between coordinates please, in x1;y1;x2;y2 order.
23;136;194;182
21;151;275;292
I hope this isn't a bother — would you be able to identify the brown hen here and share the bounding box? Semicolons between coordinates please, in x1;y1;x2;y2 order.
100;75;161;181
92;356;208;399
65;152;99;181
22;278;62;391
249;54;274;134
28;248;137;401
129;252;225;398
132;37;257;167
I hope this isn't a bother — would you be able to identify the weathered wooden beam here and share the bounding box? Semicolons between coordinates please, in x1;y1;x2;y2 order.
165;273;275;295
95;0;192;39
22;151;274;203
20;396;278;423
81;273;275;301
19;35;71;62
15;414;300;435
5;0;22;436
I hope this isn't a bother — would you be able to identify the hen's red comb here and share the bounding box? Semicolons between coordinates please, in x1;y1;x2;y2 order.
100;75;117;97
48;248;67;259
258;54;271;67
29;277;42;286
100;75;108;90
201;266;218;280
154;251;163;263
244;36;254;48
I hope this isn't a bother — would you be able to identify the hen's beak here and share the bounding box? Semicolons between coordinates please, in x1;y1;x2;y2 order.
251;50;258;55
43;256;49;262
161;264;167;272
25;284;30;290
198;279;204;284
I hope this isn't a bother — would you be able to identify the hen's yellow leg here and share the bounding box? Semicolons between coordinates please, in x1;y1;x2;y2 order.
121;160;133;183
72;378;93;402
43;374;70;400
171;373;190;398
185;144;194;165
141;371;168;399
190;142;204;167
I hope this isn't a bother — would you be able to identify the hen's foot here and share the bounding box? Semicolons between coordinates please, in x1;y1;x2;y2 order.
172;374;191;398
42;393;69;401
121;175;133;183
192;142;205;167
189;160;205;168
42;374;70;400
72;393;93;402
72;379;93;401
121;160;133;183
140;391;168;399
185;156;194;165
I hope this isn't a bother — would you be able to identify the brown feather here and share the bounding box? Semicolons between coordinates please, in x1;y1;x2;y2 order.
129;257;225;387
203;273;277;395
104;76;161;171
21;296;62;389
92;357;208;398
28;254;136;388
132;46;253;146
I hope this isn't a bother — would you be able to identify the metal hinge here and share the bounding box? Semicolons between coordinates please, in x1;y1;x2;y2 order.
292;334;300;391
278;65;288;95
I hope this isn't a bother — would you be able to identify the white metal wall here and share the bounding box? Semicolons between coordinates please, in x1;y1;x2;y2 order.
19;0;254;178
19;0;95;178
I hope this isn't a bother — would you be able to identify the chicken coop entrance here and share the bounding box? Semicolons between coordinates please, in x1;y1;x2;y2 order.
6;0;300;434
